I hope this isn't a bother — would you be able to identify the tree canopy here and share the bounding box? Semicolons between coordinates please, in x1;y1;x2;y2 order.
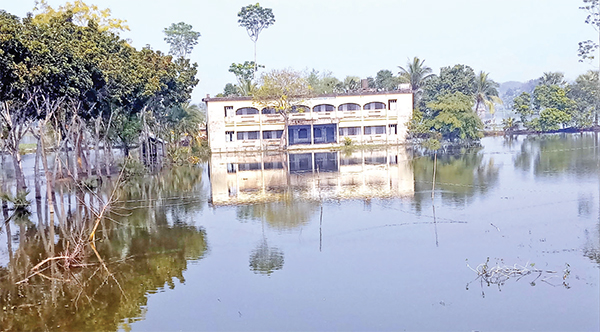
0;7;200;196
163;22;201;58
238;3;275;74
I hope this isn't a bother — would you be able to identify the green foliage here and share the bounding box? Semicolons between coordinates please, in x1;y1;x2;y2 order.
228;61;263;96
238;3;275;74
422;138;441;151
0;190;31;210
511;82;576;131
343;136;353;146
229;61;262;83
18;143;37;155
163;22;201;58
218;83;240;97
474;71;501;115
398;56;434;107
423;92;483;141
335;76;361;93
112;112;141;156
534;108;572;131
538;72;566;87
119;158;146;181
306;69;341;95
237;3;276;43
533;85;575;112
568;70;599;127
512;92;533;125
374;69;402;91
420;64;476;110
502;117;519;133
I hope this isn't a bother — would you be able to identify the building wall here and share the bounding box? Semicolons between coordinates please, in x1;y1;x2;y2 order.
204;92;413;153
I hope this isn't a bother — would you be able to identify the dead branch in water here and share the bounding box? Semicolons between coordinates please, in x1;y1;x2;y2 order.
16;162;127;288
466;257;571;294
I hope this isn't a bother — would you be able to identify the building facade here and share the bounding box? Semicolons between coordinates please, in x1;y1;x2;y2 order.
203;90;413;153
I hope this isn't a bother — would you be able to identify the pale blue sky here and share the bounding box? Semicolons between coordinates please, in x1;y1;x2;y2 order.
1;0;597;103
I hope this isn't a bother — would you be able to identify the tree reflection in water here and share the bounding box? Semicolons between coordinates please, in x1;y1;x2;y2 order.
249;238;284;275
514;133;599;177
0;166;209;331
237;190;320;275
237;195;320;231
513;133;600;267
412;147;499;210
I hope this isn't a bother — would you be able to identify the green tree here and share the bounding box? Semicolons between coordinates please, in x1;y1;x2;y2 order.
237;3;275;74
334;76;361;93
512;84;576;131
569;70;599;127
398;56;434;109
253;69;313;147
228;61;263;96
538;72;567;87
217;83;240;97
306;69;341;95
163;22;201;58
420;64;476;111
374;69;402;91
532;84;575;130
424;92;483;141
474;71;502;117
512;92;533;126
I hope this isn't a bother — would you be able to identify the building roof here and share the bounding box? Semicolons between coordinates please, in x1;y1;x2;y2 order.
202;88;412;103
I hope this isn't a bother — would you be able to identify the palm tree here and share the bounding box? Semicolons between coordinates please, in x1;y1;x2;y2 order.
538;72;566;87
398;57;435;109
474;71;502;118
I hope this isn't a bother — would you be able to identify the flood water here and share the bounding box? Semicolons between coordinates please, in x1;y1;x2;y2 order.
1;133;599;331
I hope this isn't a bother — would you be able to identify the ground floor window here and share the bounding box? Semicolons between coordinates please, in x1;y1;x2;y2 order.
289;125;312;145
226;131;234;142
314;124;337;144
263;130;283;139
339;127;361;136
237;131;259;140
364;126;385;135
389;124;397;135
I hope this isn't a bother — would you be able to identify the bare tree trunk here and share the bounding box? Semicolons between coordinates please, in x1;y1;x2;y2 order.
280;112;289;150
82;128;92;178
104;137;112;176
1;152;10;224
95;117;102;177
40;132;55;220
72;127;79;182
34;140;42;199
11;148;26;193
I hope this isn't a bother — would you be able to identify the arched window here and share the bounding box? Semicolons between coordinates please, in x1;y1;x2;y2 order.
363;102;386;110
262;107;276;114
313;104;335;112
291;105;310;113
338;103;361;111
236;107;259;115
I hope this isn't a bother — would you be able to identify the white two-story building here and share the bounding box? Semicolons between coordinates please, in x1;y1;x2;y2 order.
203;90;413;153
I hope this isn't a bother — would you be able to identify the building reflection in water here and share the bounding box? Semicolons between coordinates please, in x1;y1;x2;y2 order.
209;147;414;205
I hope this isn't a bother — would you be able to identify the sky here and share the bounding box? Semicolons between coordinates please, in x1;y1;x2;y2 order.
1;0;598;104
